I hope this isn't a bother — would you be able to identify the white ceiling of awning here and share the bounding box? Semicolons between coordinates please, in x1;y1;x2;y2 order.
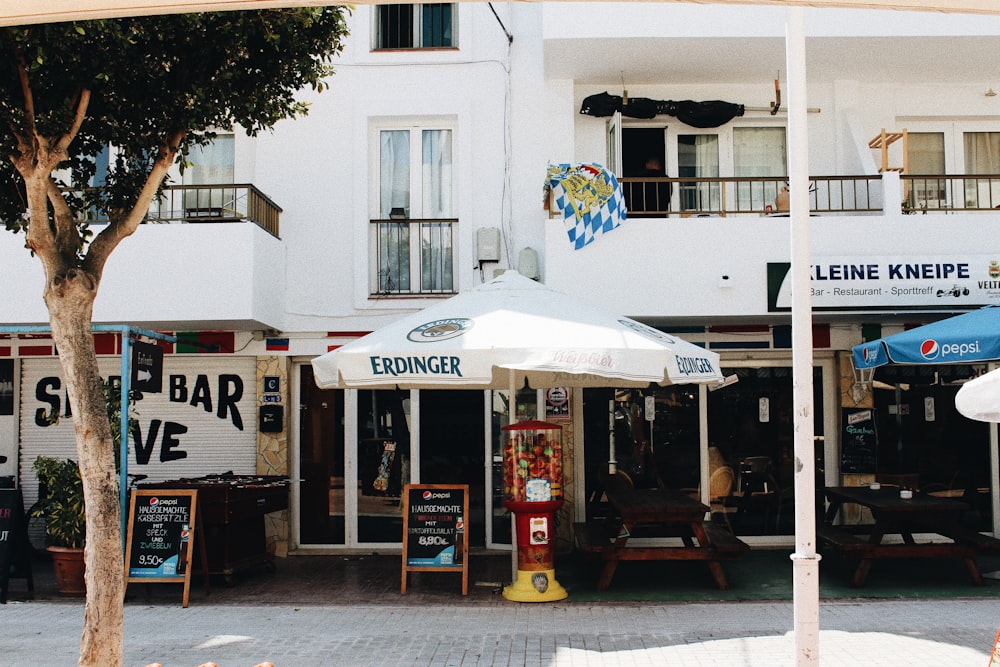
1;0;998;27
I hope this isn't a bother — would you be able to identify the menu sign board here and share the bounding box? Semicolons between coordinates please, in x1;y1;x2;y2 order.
400;484;468;595
0;489;33;603
124;489;199;607
840;408;877;474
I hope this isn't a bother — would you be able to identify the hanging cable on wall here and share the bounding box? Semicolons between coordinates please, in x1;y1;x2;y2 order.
487;3;513;44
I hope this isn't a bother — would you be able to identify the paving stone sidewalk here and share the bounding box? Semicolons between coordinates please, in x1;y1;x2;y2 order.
2;552;998;666
2;596;997;666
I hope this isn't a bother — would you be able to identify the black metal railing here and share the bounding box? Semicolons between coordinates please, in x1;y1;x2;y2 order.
903;175;1000;213
71;184;283;238
612;175;883;217
370;218;458;297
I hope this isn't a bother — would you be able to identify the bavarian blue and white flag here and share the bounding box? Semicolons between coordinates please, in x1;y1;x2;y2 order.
546;163;627;250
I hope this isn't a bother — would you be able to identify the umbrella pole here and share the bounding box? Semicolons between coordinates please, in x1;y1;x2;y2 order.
509;370;518;582
608;400;617;475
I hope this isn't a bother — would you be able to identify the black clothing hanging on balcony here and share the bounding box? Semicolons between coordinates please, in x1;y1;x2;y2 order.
579;92;745;128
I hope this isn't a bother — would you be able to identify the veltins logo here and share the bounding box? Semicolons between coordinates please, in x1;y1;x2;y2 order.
407;318;473;342
920;338;981;361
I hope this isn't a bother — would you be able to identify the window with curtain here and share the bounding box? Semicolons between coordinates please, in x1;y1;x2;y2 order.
907;132;946;209
678;134;719;213
184;134;235;213
963;132;1000;208
374;4;455;49
734;127;787;212
372;126;455;296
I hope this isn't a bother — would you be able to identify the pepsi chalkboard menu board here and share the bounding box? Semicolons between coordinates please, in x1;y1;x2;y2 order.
0;489;33;603
400;484;468;596
840;408;877;474
124;489;200;607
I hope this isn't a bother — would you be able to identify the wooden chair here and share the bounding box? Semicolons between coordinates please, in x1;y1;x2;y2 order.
708;466;737;530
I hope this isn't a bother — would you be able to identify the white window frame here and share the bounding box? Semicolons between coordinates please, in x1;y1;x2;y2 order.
371;3;458;51
900;119;1000;208
369;119;458;297
608;117;788;215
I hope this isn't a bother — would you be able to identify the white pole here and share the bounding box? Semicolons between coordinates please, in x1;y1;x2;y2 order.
786;7;821;666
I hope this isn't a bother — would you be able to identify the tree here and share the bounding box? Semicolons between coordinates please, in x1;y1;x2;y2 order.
0;10;350;665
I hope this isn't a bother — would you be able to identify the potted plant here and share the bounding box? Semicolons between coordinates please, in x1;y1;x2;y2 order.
31;455;86;596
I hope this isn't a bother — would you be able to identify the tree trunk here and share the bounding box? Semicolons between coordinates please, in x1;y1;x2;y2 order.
46;269;124;667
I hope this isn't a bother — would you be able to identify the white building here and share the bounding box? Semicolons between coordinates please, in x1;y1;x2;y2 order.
3;3;1000;556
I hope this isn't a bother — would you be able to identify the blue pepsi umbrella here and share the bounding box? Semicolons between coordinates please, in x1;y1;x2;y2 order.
853;305;1000;369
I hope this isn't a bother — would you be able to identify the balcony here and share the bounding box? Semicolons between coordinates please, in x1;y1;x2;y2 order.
73;184;283;238
3;183;288;330
543;171;1000;323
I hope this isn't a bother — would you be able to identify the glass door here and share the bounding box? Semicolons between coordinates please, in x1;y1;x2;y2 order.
356;389;411;544
418;390;486;548
297;365;345;545
678;133;720;214
706;365;825;537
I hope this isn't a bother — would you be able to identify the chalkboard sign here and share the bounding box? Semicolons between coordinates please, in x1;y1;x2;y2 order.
0;489;33;604
124;489;200;607
840;408;877;474
400;484;468;595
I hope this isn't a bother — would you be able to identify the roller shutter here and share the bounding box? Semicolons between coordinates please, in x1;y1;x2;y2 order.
19;356;257;510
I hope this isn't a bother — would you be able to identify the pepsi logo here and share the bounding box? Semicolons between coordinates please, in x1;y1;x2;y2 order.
422;491;432;500
920;339;940;360
149;497;159;506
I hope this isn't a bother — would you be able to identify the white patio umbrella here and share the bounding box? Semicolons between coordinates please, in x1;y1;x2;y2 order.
956;368;1000;423
312;270;723;391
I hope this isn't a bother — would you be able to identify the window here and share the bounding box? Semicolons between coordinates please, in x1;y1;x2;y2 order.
611;120;786;215
734;127;786;211
907;132;946;209
678;134;720;213
371;125;455;296
184;133;235;214
963;132;1000;207
374;3;455;50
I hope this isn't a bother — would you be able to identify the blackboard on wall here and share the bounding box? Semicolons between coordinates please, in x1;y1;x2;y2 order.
0;489;33;603
400;484;468;595
124;489;200;607
840;408;877;474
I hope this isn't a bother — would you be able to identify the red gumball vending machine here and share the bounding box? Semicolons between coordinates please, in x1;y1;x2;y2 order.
501;420;568;602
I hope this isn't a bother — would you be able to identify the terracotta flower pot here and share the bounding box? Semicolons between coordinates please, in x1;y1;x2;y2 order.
48;545;86;597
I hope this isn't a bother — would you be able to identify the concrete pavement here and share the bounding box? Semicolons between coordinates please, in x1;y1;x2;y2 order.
2;597;997;666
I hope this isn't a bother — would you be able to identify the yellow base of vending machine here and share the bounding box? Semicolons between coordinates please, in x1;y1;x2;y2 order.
502;568;568;602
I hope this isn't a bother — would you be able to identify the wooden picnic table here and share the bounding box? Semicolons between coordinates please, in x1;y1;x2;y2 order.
574;487;748;591
820;485;994;587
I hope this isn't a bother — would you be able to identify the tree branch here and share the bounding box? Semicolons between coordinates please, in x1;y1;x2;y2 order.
15;47;36;137
82;130;185;279
46;178;80;262
54;87;90;154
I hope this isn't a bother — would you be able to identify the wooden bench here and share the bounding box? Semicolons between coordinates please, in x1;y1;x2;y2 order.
936;525;1000;556
818;524;983;586
574;521;749;591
